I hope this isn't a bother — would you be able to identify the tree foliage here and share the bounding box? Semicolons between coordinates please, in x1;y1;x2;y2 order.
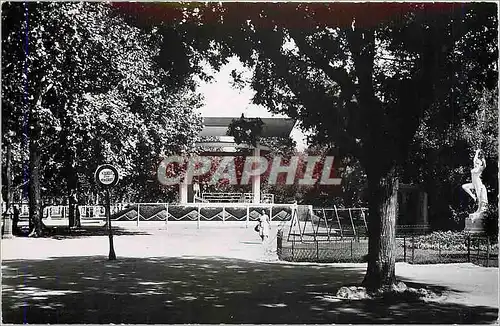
226;115;264;147
117;3;497;289
2;2;203;233
142;2;497;289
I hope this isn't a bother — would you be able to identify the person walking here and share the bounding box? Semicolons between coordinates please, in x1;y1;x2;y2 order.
258;209;272;258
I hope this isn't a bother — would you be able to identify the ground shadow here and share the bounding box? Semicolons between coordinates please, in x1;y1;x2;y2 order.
15;226;151;239
2;256;497;324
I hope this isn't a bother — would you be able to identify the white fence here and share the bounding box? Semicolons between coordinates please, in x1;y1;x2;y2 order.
110;202;296;228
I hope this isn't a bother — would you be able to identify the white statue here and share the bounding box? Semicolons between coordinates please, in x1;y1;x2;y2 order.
462;149;488;222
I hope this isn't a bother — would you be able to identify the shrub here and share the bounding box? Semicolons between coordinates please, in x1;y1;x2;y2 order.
401;231;498;251
483;204;498;242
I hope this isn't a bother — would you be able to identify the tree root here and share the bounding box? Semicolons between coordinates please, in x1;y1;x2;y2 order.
336;281;441;301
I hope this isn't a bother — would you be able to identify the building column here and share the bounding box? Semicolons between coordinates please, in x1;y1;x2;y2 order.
180;175;188;204
252;141;261;204
421;191;428;226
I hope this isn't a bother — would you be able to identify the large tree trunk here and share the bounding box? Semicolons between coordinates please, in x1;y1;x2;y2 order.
68;159;80;228
67;170;79;228
5;144;13;211
67;192;78;227
362;166;399;291
68;194;75;228
75;193;81;227
7;145;15;236
67;186;81;228
63;116;80;228
28;139;43;237
2;144;14;237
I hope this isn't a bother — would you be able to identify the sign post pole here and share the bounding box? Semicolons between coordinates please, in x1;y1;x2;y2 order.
95;164;119;261
106;188;116;260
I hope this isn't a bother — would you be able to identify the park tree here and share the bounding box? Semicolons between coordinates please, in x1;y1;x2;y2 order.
404;88;498;234
223;3;496;291
2;2;202;235
118;2;498;291
397;4;498;233
2;2;122;234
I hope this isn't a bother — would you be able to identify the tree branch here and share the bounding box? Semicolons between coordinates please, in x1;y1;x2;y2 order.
256;30;363;159
288;29;355;103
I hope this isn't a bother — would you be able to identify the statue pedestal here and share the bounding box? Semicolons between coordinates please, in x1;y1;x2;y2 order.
465;213;485;234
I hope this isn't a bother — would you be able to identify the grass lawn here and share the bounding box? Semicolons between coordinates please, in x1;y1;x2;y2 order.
2;224;498;324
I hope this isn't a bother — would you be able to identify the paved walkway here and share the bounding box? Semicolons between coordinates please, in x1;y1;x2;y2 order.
2;225;498;323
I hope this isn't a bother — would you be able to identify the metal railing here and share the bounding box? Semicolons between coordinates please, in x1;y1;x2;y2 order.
193;196;209;203
42;205;126;220
202;193;245;203
242;193;274;203
43;206;69;219
201;192;274;203
277;232;498;267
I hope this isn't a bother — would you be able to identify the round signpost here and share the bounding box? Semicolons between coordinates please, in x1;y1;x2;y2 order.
95;164;119;260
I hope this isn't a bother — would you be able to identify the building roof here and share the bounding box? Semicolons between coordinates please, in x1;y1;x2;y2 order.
199;117;296;138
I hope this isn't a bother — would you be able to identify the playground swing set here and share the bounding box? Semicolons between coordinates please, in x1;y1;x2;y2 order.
287;206;368;243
